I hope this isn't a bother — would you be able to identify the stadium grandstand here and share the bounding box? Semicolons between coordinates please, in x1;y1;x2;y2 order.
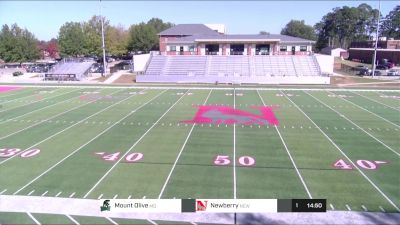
136;24;332;84
44;58;94;81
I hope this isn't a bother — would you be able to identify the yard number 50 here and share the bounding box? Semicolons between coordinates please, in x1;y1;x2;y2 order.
214;155;255;166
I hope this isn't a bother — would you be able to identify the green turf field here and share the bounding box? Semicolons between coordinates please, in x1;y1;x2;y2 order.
0;85;399;224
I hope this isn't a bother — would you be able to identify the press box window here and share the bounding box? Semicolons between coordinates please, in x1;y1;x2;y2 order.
280;46;287;51
300;46;307;52
170;46;176;51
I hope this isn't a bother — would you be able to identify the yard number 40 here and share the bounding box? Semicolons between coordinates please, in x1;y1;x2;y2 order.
333;159;388;170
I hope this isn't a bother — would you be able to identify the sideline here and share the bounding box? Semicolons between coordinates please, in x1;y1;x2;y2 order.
0;84;399;92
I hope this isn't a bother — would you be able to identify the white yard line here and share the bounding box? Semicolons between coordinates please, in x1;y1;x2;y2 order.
0;88;86;126
0;88;37;99
327;91;400;128
83;90;189;199
233;88;237;199
281;90;400;212
13;89;166;195
27;212;41;225
0;87;71;113
306;91;400;157
158;90;212;199
106;217;118;225
257;90;312;199
0;89;44;104
0;89;124;165
66;215;80;225
352;91;400;112
0;91;99;140
147;219;158;225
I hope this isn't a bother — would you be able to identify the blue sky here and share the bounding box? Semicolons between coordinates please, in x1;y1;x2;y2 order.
0;1;398;41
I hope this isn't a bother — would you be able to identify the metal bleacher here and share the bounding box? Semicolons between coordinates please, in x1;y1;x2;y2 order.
46;60;93;81
140;55;325;84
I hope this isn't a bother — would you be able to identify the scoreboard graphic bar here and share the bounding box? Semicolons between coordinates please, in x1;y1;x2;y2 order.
100;199;326;213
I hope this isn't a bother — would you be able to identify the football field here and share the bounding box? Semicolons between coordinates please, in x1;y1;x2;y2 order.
0;85;399;224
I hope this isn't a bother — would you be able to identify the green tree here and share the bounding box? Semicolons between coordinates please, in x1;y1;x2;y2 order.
127;23;158;53
83;15;110;56
314;4;381;50
381;5;400;38
106;25;129;56
58;22;87;57
281;20;316;41
147;18;173;33
0;24;40;62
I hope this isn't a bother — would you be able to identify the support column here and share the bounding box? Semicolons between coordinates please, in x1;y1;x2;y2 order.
247;44;252;56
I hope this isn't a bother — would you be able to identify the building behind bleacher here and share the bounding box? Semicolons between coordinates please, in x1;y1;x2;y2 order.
159;24;315;56
136;24;332;84
348;39;400;64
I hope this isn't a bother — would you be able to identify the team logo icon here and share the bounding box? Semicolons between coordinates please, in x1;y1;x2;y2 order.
181;106;279;125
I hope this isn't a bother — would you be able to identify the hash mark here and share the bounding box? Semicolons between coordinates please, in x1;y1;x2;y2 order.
55;191;62;197
98;194;103;199
28;190;35;196
379;206;386;212
346;204;351;211
41;190;48;196
0;189;7;195
128;195;132;199
69;192;75;198
330;204;334;210
113;194;118;199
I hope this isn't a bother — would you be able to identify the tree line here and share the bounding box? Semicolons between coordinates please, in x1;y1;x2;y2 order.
279;4;399;50
0;4;398;63
58;17;173;58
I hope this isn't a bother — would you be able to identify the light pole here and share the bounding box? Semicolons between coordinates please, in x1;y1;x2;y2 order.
100;0;107;77
371;0;381;78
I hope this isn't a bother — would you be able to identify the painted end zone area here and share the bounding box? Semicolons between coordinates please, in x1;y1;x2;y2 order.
0;86;22;93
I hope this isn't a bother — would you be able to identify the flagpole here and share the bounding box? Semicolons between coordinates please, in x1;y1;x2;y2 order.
371;0;381;78
100;0;107;76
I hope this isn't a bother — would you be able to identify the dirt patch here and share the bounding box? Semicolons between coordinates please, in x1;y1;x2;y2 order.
113;74;136;84
93;75;112;82
330;76;400;88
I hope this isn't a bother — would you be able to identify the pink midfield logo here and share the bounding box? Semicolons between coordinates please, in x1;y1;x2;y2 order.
181;106;279;126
